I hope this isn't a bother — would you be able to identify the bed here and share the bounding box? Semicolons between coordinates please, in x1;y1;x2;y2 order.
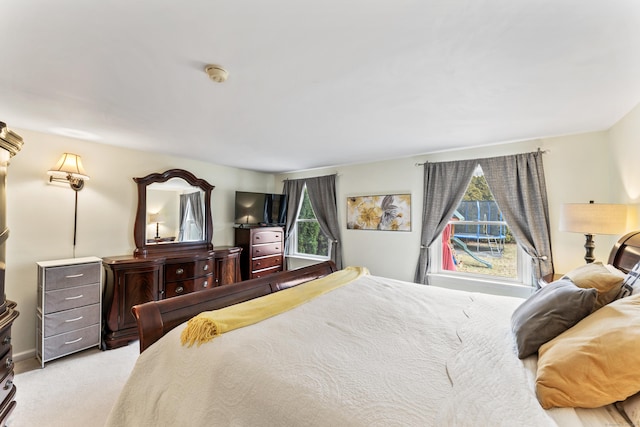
105;231;640;426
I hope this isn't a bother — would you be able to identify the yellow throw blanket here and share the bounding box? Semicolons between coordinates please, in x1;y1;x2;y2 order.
181;266;369;347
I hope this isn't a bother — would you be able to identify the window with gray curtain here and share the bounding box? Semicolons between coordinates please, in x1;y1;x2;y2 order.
415;151;554;285
178;192;204;242
283;175;343;269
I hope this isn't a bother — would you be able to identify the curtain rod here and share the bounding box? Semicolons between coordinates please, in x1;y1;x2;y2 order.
413;147;550;167
282;173;339;181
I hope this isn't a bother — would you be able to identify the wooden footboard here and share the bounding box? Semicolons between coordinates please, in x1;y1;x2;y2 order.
132;261;338;352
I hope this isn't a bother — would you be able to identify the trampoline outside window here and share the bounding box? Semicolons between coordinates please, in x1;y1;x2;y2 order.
440;166;518;280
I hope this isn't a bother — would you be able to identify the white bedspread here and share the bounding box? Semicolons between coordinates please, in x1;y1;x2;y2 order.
105;274;626;427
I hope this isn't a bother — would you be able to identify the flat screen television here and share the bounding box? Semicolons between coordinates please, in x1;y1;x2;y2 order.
234;191;288;226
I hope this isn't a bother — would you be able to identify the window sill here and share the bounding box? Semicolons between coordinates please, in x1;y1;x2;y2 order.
429;272;534;299
286;254;330;262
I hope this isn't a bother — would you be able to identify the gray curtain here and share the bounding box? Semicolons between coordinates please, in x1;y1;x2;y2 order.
305;175;342;269
282;175;342;270
415;151;554;285
414;160;478;284
283;179;306;270
479;152;554;282
178;192;204;241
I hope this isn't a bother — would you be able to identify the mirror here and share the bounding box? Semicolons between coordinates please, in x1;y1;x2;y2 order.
133;169;214;257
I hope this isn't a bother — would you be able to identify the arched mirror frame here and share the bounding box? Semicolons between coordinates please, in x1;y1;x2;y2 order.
133;169;214;257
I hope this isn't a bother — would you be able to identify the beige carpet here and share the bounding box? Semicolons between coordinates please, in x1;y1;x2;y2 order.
10;342;139;427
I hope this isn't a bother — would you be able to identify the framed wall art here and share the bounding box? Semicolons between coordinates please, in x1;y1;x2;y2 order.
347;194;411;231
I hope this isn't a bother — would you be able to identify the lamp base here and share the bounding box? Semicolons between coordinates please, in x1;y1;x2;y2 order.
583;233;596;264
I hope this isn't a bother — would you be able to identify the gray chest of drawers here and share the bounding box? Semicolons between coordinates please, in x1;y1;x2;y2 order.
36;257;102;367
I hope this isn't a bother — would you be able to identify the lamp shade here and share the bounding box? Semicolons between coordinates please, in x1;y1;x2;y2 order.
47;153;90;180
148;212;164;223
559;203;627;235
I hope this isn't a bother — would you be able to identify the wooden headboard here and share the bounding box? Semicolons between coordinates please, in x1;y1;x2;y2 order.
609;231;640;273
132;261;338;352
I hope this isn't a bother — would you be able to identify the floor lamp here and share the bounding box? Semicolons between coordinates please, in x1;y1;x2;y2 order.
559;201;627;263
47;153;90;257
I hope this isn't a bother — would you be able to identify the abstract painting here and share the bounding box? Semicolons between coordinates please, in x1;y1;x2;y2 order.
347;194;411;231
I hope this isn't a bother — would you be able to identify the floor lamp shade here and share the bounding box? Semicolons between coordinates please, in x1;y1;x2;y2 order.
559;202;627;263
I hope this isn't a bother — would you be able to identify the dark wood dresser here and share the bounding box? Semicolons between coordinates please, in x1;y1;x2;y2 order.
102;169;244;349
235;226;284;280
102;247;240;349
0;124;22;426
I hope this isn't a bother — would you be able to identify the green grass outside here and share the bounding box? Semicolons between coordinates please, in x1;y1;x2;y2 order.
453;241;518;279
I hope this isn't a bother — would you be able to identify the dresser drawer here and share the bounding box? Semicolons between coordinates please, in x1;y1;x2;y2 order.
252;242;282;258
165;259;213;282
43;283;100;314
165;274;214;298
251;266;282;279
43;304;100;337
251;230;282;245
0;347;13;380
43;324;100;361
251;255;282;271
0;370;14;411
44;263;100;290
0;327;11;361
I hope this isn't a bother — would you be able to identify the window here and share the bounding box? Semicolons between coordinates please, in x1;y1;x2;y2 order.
291;186;330;259
434;166;531;290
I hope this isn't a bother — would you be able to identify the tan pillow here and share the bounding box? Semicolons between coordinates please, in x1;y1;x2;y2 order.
536;293;640;409
562;262;625;309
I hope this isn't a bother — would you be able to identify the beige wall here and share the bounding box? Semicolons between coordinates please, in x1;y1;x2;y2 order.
609;102;640;204
278;106;640;282
7;128;275;358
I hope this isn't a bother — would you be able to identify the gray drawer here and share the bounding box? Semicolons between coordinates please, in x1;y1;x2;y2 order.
44;263;100;290
43;324;100;361
44;283;100;314
43;304;100;337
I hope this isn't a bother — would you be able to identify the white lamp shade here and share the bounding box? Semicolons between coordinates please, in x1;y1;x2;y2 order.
148;212;165;223
559;203;627;235
47;153;90;180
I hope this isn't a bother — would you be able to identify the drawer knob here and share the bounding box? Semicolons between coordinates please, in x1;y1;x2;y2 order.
64;337;83;345
65;316;83;323
2;336;10;345
175;286;184;294
176;268;184;275
5;358;12;369
64;294;84;301
65;273;84;279
256;262;261;266
4;380;12;391
203;281;208;288
203;264;209;271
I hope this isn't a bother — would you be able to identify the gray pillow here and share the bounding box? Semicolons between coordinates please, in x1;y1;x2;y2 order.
511;279;597;359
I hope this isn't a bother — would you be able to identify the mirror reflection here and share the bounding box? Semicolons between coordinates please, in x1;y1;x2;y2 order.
146;178;205;244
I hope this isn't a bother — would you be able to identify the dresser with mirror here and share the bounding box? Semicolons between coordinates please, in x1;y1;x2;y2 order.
102;169;241;349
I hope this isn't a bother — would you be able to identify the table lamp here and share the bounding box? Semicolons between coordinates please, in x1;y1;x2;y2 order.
559;201;627;263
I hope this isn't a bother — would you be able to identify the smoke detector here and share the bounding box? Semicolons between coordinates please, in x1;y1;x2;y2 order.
205;64;228;83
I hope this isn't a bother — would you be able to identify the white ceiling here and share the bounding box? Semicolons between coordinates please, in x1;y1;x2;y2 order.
2;1;639;173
